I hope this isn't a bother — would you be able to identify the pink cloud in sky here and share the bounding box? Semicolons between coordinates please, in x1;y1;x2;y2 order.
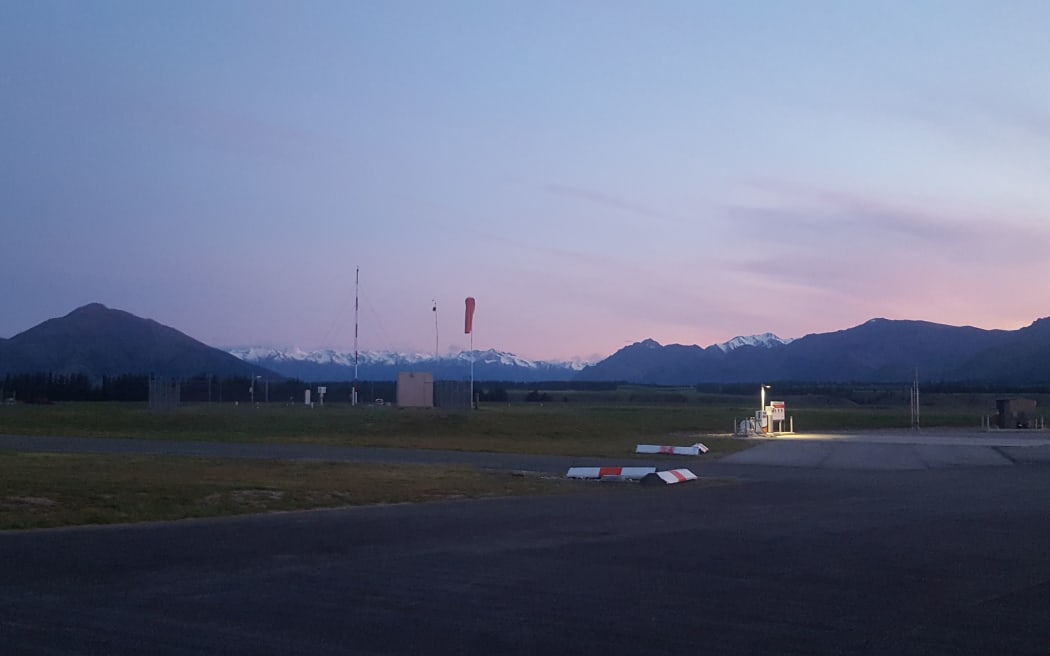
715;184;1050;342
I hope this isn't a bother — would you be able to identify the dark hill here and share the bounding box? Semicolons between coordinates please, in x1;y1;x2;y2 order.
945;318;1050;385
576;317;1050;385
763;319;1007;382
0;303;275;380
576;339;709;385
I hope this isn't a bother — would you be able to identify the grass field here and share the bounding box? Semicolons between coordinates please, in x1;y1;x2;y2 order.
0;452;578;530
0;394;1017;530
0;395;1008;452
0;401;756;529
0;401;760;456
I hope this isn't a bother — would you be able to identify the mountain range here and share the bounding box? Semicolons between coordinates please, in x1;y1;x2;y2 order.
3;303;1050;386
577;318;1050;385
0;303;273;380
226;333;793;382
227;346;586;383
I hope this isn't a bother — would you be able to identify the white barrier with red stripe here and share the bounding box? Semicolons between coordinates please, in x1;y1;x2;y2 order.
635;443;709;456
566;466;657;480
640;469;698;486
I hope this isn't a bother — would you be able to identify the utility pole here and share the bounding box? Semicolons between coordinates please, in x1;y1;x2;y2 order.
432;299;439;361
910;369;920;431
353;266;359;407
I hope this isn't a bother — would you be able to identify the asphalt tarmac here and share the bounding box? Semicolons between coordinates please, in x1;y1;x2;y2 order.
3;432;1050;654
721;429;1050;469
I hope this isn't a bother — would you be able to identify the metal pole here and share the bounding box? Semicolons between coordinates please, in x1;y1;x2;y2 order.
353;266;359;407
911;369;920;430
760;385;768;433
433;300;439;361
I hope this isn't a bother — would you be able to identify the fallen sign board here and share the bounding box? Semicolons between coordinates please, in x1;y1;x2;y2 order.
566;466;657;481
635;443;709;456
640;469;698;486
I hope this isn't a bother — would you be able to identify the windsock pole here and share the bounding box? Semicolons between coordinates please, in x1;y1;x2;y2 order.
465;297;476;409
352;266;359;407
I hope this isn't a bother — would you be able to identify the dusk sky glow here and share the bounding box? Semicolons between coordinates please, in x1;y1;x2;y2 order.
4;1;1050;361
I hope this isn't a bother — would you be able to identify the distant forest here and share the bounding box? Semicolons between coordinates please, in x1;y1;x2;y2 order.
2;373;1046;405
0;374;619;404
0;374;402;404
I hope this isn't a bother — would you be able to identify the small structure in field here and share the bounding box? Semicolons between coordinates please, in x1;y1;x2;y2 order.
995;398;1038;429
397;372;434;408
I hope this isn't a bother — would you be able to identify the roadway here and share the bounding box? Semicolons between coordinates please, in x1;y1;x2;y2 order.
3;430;1050;654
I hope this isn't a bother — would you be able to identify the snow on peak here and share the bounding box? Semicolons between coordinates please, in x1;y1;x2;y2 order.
631;339;662;349
227;346;587;370
227;346;304;362
714;333;793;352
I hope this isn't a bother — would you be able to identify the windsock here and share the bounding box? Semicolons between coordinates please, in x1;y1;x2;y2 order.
464;297;476;334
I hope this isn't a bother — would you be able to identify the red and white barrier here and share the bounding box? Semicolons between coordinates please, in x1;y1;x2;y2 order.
566;466;657;480
635;443;709;456
640;469;698;486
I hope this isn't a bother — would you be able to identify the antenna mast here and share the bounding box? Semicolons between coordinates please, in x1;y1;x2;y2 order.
353;266;359;407
432;299;439;361
910;368;920;431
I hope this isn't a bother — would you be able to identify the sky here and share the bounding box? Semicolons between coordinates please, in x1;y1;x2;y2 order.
3;1;1050;362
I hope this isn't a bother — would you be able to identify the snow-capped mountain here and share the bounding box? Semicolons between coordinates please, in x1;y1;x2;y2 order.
714;333;794;352
227;347;588;382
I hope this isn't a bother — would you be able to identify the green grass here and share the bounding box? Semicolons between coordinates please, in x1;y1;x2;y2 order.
0;401;755;529
0;394;1003;530
0;395;1008;456
0;452;575;530
786;407;983;430
0;402;758;457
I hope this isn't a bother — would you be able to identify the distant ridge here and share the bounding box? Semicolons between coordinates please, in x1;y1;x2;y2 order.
0;303;275;380
575;318;1050;385
6;304;1050;385
228;346;587;383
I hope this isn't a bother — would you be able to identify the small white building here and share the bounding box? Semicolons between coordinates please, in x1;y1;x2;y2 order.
397;372;434;408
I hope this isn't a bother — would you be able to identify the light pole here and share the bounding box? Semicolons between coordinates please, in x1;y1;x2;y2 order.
760;384;771;433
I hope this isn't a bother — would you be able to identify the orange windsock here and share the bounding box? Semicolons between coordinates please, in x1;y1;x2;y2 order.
464;297;476;334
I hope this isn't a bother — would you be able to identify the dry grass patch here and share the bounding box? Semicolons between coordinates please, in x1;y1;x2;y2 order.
0;452;570;530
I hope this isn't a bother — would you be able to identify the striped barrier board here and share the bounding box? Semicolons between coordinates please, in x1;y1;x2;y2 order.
635;443;709;456
640;469;698;486
566;466;657;480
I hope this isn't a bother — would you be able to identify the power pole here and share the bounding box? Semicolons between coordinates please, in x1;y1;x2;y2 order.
432;299;439;361
353;266;359;407
910;369;920;431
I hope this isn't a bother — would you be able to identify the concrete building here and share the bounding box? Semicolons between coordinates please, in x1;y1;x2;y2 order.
396;372;433;408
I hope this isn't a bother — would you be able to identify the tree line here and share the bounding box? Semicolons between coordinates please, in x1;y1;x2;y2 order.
10;374;1034;405
1;373;398;404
